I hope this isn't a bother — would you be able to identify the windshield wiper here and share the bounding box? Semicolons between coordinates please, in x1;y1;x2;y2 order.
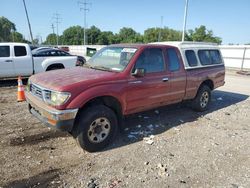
83;63;115;72
91;65;113;72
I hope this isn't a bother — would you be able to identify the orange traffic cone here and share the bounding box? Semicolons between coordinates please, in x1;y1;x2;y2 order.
17;76;26;102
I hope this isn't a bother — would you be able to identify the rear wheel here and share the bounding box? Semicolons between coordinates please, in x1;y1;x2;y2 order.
191;85;211;112
75;105;118;152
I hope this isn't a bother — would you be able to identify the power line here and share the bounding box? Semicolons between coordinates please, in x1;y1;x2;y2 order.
52;13;61;46
78;0;91;45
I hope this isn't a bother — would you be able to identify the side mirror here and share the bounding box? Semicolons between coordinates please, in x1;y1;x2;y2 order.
132;68;145;77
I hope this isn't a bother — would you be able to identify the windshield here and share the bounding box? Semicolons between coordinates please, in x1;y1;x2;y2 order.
87;47;137;72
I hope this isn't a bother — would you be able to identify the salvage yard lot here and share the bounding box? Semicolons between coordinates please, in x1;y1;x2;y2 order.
0;71;250;188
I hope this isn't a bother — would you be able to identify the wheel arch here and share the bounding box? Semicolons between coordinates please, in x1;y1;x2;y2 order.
71;95;123;137
192;79;214;100
83;95;123;117
200;79;214;91
45;63;65;71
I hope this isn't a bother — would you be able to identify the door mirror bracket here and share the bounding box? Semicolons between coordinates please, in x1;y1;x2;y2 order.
132;68;145;77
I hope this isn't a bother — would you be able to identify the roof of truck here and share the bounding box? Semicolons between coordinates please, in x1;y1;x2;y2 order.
0;42;30;47
151;41;219;49
109;41;219;49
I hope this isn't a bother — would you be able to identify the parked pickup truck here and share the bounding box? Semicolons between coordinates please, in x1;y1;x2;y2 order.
0;42;79;78
25;42;225;152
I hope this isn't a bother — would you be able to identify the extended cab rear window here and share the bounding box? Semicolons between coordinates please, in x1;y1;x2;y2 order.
0;46;10;57
198;50;222;65
185;50;198;67
14;46;27;57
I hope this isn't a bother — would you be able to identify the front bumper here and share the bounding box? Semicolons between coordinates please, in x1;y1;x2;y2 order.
26;92;78;132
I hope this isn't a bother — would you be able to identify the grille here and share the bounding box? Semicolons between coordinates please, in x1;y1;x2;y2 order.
30;84;51;101
44;90;51;100
30;84;43;99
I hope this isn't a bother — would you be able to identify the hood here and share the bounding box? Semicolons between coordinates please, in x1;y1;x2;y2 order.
30;67;117;91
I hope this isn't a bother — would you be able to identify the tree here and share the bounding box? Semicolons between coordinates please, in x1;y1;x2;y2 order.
44;24;222;45
144;27;181;43
117;27;139;43
61;26;84;45
161;28;182;41
134;33;144;43
144;28;158;43
186;25;222;44
0;16;16;42
87;26;101;44
12;32;26;42
44;33;57;45
97;31;114;45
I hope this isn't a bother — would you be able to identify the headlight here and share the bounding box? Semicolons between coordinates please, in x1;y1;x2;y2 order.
44;91;71;106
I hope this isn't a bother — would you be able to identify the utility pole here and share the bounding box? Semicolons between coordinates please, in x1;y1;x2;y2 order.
158;16;163;42
53;13;61;46
78;0;91;45
22;0;34;44
182;0;189;42
51;24;55;45
51;24;55;35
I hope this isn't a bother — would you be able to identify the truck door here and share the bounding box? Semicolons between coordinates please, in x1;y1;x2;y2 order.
13;45;33;76
125;47;172;114
0;45;15;77
165;47;186;103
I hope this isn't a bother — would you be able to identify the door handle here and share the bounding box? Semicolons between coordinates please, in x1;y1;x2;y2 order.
162;77;169;82
4;60;13;62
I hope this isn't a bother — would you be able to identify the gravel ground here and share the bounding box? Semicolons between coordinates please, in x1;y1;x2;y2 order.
0;71;250;188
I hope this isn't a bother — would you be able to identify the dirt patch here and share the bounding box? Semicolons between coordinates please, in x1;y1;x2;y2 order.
237;70;250;76
3;169;61;188
9;130;69;146
0;76;250;187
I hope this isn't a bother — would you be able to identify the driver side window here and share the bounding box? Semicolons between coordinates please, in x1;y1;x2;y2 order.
134;48;165;73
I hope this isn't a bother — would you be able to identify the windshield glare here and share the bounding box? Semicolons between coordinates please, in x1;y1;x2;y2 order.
87;47;137;72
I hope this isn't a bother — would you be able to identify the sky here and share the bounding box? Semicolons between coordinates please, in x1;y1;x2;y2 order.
1;0;250;44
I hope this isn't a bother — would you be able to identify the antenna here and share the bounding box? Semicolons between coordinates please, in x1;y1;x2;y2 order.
78;0;91;45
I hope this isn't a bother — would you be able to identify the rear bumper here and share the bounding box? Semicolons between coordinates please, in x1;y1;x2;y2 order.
26;92;78;132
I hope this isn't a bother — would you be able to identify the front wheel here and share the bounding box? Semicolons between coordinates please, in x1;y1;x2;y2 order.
191;85;211;112
75;105;118;152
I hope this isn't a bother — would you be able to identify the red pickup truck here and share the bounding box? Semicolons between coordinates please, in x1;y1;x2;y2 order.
25;42;225;152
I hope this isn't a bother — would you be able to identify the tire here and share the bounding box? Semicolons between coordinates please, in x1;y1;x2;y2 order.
75;105;118;152
191;85;211;112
